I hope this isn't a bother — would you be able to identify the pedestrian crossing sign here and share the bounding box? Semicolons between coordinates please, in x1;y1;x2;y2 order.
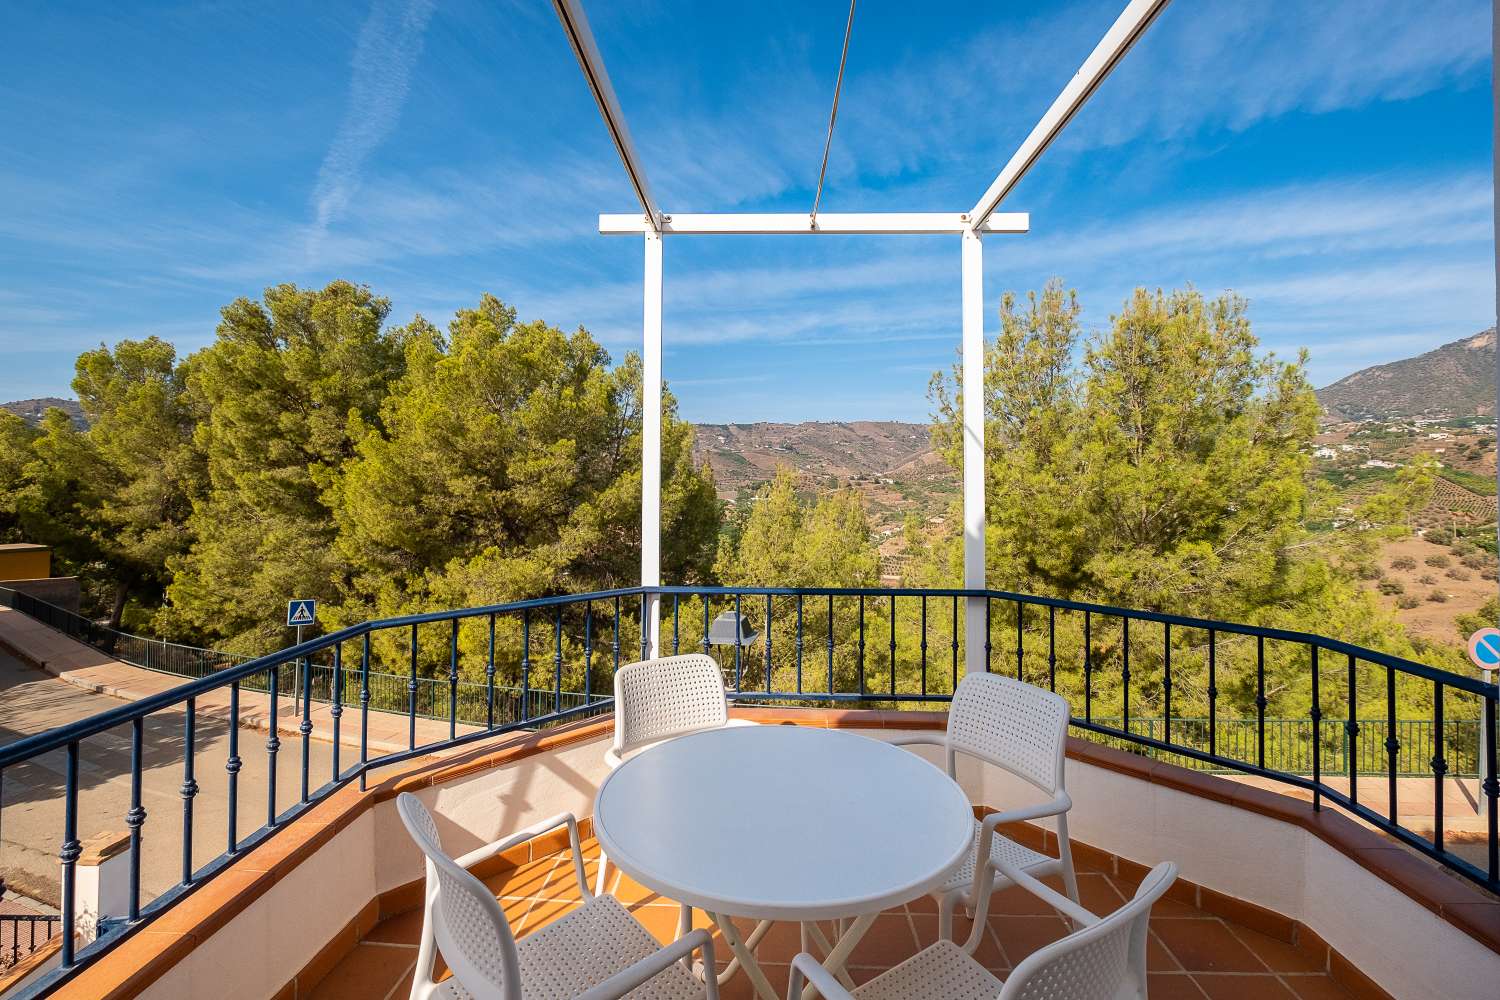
287;599;317;627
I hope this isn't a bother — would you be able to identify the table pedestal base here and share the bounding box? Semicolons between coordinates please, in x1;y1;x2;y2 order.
707;912;876;1000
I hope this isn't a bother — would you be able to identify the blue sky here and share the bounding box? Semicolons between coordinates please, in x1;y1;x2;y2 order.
0;0;1493;422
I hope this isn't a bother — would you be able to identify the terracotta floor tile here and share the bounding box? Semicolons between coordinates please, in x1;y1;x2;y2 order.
1193;973;1299;999
989;914;1071;965
486;856;558;898
1148;930;1183;972
1072;872;1128;915
985;882;1058;916
364;907;424;946
607;869;676;907
911;914;1007;974
732;919;817;965
841;913;921;969
1156;920;1269;974
904;891;939;913
1227;925;1327;974
1146;972;1210;999
1280;973;1355;999
307;943;417;1000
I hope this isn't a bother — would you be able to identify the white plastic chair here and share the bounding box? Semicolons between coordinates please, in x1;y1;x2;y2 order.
396;792;718;1000
598;653;768;977
891;672;1079;952
787;860;1178;1000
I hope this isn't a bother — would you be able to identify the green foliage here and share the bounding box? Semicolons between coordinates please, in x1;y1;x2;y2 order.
1391;555;1416;571
929;282;1438;719
330;296;718;667
716;467;877;588
0;412;38;542
162;281;410;650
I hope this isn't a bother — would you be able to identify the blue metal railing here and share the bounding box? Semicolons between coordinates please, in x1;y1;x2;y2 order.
0;583;1493;997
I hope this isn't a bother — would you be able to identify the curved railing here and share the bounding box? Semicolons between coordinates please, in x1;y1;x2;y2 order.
0;584;1493;996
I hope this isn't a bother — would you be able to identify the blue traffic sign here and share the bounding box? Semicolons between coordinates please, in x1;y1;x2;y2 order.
1467;628;1500;669
287;599;317;627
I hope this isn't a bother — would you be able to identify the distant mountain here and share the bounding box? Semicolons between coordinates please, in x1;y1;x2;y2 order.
1316;329;1496;421
692;420;937;498
1;397;85;428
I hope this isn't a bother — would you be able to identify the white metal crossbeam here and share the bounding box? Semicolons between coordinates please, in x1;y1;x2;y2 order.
970;0;1171;228
552;0;662;231
599;212;1030;235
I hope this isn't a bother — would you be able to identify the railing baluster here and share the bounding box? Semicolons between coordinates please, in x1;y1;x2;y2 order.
583;603;594;705
1015;600;1023;680
796;594;804;693
330;643;343;779
554;606;564;716
300;655;313;803
1047;606;1056;692
920;595;928;696
858;595;866;695
60;741;79;968
639;593;649;661
702;594;712;657
408;624;419;751
182;697;198;884
734;593;744;692
359;633;371;791
1255;635;1266;770
226;682;241;853
1162;623;1171;746
1122;617;1131;735
486;613;497;728
1083;611;1092;723
888;593;896;698
266;665;280;827
1310;645;1321;811
1207;628;1217;756
672;594;680;655
1347;653;1359;807
1385;663;1399;824
450;618;461;739
951;596;959;691
984;598;992;672
764;595;772;694
613;596;622;678
127;718;144;919
1484;692;1497;885
1432;680;1445;852
826;594;834;695
521;610;531;722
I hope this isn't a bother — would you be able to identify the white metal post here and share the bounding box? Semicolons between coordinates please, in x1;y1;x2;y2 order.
642;230;663;657
961;229;987;674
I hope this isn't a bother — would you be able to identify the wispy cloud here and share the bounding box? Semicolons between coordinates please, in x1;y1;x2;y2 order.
308;0;437;253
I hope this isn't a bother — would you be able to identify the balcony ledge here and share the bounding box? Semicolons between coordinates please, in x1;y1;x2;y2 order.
50;707;1500;1000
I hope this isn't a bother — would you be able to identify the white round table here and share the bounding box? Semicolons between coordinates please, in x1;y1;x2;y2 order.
594;725;973;1000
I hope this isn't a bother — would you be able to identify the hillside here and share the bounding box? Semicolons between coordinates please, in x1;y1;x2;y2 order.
1;398;85;427
1317;328;1495;421
692;421;936;497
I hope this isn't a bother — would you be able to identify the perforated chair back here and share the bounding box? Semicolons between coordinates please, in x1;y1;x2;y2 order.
999;861;1176;1000
397;793;522;1000
612;653;732;758
947;672;1071;794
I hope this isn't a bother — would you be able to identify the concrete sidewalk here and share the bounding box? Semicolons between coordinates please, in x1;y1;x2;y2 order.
0;607;480;755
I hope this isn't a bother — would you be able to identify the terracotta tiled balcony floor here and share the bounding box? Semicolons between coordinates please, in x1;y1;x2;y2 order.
311;837;1354;1000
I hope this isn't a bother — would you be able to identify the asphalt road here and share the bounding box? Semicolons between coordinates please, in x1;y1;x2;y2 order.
0;650;335;907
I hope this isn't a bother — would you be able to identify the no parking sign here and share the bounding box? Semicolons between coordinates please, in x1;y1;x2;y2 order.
1467;628;1500;672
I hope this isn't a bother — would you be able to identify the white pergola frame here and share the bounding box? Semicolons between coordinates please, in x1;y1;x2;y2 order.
553;0;1172;665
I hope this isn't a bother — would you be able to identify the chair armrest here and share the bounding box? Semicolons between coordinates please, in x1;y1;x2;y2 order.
454;812;591;901
576;929;720;1000
994;857;1099;928
787;952;857;1000
972;790;1072;874
604;747;625;768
